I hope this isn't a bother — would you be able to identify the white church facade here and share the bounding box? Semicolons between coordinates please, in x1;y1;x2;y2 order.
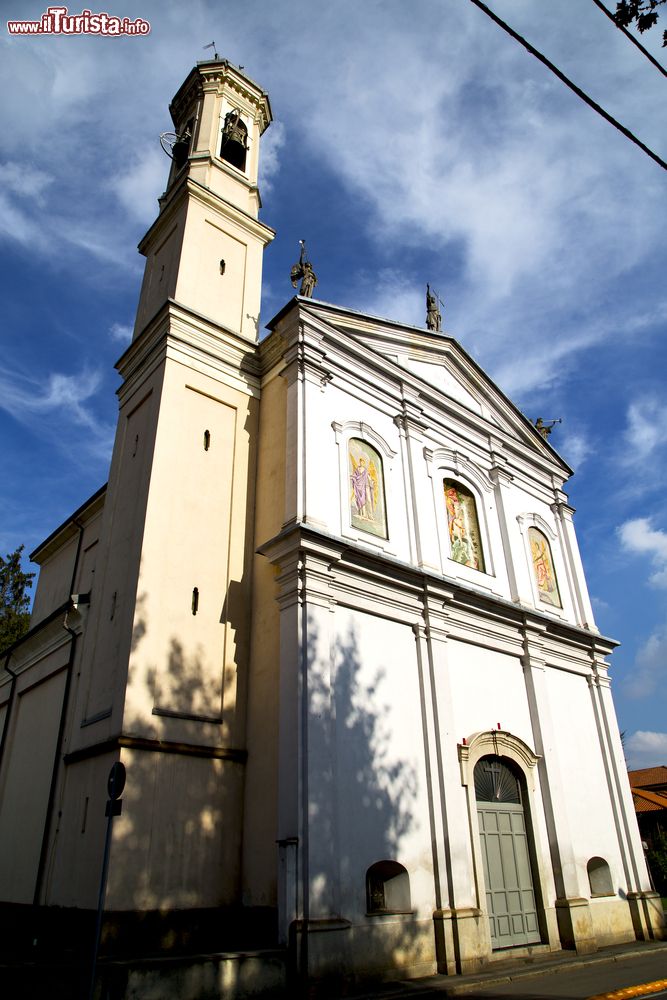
0;58;662;995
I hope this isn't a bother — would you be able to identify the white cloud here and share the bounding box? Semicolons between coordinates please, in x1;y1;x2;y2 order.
626;730;667;769
559;430;592;470
259;120;286;195
0;363;113;459
109;322;133;343
618;518;667;588
0;162;52;201
622;626;667;699
112;146;166;225
623;398;667;463
353;270;423;328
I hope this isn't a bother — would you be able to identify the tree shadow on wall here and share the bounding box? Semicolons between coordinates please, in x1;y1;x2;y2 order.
299;619;437;994
98;607;256;967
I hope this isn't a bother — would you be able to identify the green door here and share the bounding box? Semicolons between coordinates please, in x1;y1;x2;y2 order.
475;757;541;949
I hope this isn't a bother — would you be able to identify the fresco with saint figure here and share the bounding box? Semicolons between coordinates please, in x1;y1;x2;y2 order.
529;526;561;607
444;480;485;572
349;438;387;538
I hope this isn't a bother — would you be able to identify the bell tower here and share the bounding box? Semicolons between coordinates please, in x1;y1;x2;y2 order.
63;59;276;921
134;59;274;340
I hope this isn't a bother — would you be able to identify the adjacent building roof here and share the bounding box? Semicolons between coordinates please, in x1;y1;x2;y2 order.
632;787;667;814
628;766;667;790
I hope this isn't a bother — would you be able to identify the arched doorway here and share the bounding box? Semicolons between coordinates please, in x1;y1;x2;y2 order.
474;755;541;949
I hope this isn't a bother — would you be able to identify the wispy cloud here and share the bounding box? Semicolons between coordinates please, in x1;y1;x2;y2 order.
618;518;667;588
621;626;667;699
259;120;286;195
623;398;667;464
353;269;423;328
109;322;133;344
111;146;166;225
0;162;52;202
0;363;114;459
559;430;592;470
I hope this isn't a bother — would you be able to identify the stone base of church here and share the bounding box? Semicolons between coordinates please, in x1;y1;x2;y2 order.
554;894;664;954
433;905;561;975
289;915;437;990
627;891;666;941
0;901;279;962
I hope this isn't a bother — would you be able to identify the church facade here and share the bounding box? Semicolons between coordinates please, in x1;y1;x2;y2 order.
0;59;662;994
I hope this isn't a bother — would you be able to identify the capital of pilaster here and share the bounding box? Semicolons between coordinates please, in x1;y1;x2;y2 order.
490;466;514;488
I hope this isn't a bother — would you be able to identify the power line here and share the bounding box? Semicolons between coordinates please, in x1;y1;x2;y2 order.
591;0;667;79
468;0;667;172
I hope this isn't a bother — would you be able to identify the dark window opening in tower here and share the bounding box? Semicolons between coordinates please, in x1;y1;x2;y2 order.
220;111;248;171
172;118;194;171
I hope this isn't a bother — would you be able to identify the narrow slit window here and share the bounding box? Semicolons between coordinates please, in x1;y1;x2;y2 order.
191;587;199;615
204;429;211;451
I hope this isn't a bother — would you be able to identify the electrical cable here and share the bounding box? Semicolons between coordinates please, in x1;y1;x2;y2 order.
591;0;667;79
468;0;667;172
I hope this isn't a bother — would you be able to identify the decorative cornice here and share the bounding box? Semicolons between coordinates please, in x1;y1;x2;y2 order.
64;734;247;766
117;300;261;404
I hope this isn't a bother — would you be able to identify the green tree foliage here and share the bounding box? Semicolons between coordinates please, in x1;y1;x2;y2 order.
615;0;667;45
0;546;35;653
646;832;667;894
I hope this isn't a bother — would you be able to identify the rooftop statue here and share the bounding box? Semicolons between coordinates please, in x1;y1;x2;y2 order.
291;240;318;298
534;417;562;439
426;283;442;332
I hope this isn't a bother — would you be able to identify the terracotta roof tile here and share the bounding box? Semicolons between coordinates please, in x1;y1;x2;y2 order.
628;766;667;789
632;787;667;813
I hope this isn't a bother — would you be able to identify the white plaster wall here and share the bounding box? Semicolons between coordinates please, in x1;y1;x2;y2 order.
545;667;626;894
329;606;434;920
445;639;533;747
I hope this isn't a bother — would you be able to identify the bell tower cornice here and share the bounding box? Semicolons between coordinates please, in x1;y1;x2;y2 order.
170;60;272;139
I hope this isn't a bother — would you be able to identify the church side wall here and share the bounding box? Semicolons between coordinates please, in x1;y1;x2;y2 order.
0;498;103;913
0;659;67;903
30;534;80;623
243;369;287;908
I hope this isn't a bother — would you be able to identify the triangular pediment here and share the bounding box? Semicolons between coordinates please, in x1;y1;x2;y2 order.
275;298;570;475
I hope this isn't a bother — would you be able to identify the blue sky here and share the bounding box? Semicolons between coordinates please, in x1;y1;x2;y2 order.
1;0;666;767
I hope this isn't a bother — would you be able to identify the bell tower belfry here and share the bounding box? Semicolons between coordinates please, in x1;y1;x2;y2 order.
134;59;274;340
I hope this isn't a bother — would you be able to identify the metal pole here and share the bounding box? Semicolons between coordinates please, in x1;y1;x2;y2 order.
87;763;124;1000
86;806;114;1000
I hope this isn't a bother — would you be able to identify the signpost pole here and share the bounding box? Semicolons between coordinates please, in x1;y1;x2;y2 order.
86;762;126;1000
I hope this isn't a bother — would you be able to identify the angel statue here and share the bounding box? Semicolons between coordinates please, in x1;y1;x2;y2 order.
290;240;318;298
426;284;442;332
